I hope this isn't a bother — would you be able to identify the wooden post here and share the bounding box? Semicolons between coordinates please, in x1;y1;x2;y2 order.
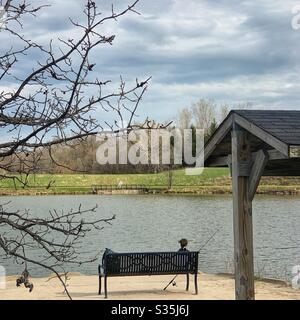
231;124;255;300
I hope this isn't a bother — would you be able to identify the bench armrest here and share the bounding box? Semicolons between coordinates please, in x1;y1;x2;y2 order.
98;264;105;276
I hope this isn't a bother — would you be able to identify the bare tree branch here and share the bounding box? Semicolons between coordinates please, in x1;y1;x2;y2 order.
0;0;156;299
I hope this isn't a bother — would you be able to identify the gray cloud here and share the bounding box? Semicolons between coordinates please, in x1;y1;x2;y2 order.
2;0;300;122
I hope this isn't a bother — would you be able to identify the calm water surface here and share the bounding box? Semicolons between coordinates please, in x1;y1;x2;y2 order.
1;194;299;281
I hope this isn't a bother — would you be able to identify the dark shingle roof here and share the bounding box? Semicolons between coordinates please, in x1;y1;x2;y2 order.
234;110;300;146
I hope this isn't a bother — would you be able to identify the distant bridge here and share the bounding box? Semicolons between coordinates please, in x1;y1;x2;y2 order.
91;184;150;193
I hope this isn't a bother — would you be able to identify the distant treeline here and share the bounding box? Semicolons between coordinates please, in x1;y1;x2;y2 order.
3;99;251;174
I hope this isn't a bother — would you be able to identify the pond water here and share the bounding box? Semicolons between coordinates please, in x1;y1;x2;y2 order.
1;194;300;282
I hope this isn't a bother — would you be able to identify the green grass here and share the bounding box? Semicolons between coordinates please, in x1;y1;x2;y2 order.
0;168;230;193
2;168;300;195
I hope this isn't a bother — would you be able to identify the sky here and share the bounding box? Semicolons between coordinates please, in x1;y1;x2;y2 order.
2;0;300;124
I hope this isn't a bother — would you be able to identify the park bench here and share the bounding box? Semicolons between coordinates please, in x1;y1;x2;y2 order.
98;249;199;298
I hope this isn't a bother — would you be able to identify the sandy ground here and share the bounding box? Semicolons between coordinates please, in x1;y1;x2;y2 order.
1;273;299;300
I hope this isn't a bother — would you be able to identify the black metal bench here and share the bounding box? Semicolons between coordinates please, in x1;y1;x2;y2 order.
98;249;199;298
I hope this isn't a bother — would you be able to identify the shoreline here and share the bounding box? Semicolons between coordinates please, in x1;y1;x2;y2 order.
1;272;299;300
1;185;300;197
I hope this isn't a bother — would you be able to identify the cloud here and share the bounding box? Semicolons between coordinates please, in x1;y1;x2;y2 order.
1;0;300;123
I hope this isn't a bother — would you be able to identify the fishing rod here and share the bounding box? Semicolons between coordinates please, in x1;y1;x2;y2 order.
163;227;221;291
197;227;221;253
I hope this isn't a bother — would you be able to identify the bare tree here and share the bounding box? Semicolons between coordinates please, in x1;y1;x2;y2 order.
0;202;115;299
219;104;230;123
191;98;216;135
0;0;152;299
177;107;192;129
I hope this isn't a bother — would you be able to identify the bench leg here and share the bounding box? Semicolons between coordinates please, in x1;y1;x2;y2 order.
104;276;108;299
186;273;189;291
98;275;102;295
194;273;198;295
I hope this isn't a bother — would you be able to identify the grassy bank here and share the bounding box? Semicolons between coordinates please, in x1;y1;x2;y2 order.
1;168;300;195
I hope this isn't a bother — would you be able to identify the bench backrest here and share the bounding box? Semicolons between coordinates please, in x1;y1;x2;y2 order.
102;251;199;276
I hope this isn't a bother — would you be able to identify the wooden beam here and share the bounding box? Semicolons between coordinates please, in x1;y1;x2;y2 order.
267;149;289;161
234;113;289;157
227;156;232;176
231;124;255;300
263;168;300;176
206;149;287;167
204;113;233;161
207;155;232;167
248;150;269;201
